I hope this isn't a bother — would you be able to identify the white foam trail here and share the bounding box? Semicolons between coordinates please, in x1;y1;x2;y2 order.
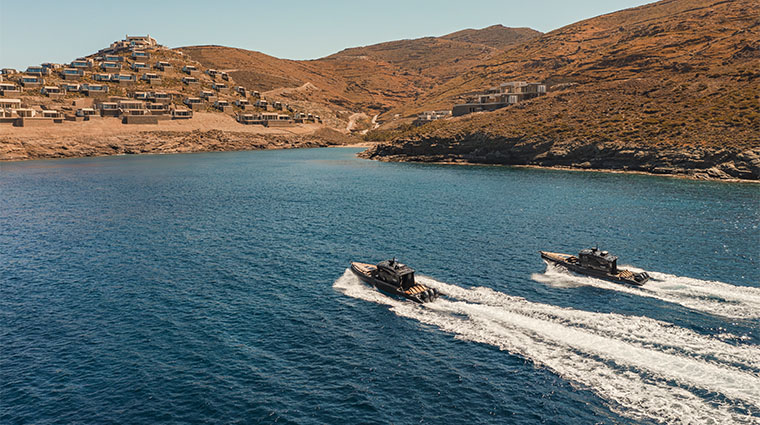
533;263;760;320
417;277;760;372
334;270;760;424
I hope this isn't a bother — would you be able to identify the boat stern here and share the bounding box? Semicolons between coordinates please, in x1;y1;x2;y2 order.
406;285;440;303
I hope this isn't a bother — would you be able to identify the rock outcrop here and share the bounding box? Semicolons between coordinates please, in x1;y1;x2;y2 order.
0;129;353;162
360;135;760;181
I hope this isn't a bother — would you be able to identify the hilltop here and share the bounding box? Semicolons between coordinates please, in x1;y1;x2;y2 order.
362;0;760;180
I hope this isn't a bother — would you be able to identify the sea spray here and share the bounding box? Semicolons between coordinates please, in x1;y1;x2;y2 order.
334;269;760;424
533;262;760;320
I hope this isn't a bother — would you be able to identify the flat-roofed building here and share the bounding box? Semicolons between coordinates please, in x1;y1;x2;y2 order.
15;108;36;118
101;61;122;71
141;72;161;83
212;82;228;93
133;91;150;100
172;108;193;119
182;76;199;86
155;61;172;71
413;110;451;126
131;62;149;71
20;75;44;87
146;102;168;115
25;66;50;76
41;86;63;97
61;83;80;93
104;55;124;62
41;110;62;118
182;65;199;75
200;90;216;101
236;113;262;125
41;63;62;71
131;51;150;59
213;100;232;113
234;86;247;96
125;35;157;48
118;100;147;115
82;84;110;96
60;68;85;80
151;92;171;104
96;101;119;116
183;97;203;111
0;83;21;96
0;98;22;110
71;59;94;68
76;107;97;117
93;73;112;82
111;73;136;84
452;81;547;117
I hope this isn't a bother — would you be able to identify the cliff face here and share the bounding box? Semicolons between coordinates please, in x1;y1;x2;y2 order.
0;128;355;162
365;0;760;180
361;134;760;180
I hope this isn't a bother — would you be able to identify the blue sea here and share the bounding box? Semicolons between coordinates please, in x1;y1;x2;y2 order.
1;148;759;424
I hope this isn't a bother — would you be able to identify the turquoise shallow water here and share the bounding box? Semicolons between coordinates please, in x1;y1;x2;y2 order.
1;148;759;424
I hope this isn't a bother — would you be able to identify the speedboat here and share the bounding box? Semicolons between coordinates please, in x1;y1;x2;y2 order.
350;259;440;303
540;248;649;286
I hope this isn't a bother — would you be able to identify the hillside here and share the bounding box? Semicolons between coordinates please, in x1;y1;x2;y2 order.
362;0;760;180
177;25;541;121
0;35;357;161
440;25;541;49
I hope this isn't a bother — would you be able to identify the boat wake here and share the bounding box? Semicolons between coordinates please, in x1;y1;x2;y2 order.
533;262;760;320
333;269;760;424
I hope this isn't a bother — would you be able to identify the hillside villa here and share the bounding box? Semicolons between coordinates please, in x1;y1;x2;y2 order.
452;81;546;117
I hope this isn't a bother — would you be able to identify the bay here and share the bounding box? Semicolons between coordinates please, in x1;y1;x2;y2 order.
1;148;758;424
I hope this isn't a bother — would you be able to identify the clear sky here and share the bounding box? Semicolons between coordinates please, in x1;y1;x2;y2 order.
0;0;653;70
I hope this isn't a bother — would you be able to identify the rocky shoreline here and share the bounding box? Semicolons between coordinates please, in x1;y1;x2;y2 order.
0;128;356;162
359;136;760;181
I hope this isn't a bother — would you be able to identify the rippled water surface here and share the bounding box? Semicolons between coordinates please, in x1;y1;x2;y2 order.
2;148;759;424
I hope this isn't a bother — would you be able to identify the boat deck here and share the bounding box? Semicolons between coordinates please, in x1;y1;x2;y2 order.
352;262;376;275
351;262;432;296
540;251;642;284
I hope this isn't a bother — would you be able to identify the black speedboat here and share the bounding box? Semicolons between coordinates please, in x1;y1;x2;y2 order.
350;259;440;303
540;248;649;286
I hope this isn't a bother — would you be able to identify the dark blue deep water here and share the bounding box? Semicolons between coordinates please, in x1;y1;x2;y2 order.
1;148;759;424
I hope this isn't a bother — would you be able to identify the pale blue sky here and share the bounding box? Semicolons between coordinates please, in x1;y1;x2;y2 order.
0;0;652;69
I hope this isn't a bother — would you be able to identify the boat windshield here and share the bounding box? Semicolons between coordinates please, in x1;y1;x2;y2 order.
400;273;415;290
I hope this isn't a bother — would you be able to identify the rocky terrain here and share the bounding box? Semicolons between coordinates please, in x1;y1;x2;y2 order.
0;126;354;162
3;0;757;180
178;26;540;119
363;0;760;180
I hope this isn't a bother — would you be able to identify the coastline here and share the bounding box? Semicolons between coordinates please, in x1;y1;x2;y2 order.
0;113;361;162
359;151;760;183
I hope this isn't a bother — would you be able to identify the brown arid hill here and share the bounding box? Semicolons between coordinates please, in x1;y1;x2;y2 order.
363;0;760;180
177;25;541;121
440;25;541;49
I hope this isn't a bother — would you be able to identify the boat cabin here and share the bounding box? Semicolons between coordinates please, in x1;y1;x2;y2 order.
578;248;618;273
374;259;416;290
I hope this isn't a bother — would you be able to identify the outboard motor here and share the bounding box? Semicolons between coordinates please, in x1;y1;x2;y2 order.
634;272;650;283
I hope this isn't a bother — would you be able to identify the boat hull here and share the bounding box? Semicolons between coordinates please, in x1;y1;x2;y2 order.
539;251;649;286
350;262;439;303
